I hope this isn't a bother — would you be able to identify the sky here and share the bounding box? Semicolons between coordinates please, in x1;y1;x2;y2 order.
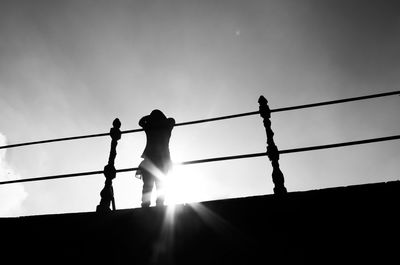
0;0;399;217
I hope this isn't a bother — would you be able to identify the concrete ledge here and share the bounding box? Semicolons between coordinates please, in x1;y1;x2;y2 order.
1;181;399;264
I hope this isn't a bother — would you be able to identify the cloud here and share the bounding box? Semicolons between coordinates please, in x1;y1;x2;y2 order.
0;132;28;217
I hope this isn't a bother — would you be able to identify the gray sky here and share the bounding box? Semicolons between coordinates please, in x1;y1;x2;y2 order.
0;0;399;216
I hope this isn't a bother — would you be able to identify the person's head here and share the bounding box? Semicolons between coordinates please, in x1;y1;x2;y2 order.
149;109;167;122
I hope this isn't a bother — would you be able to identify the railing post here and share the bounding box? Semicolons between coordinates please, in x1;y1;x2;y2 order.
96;118;121;212
258;96;287;195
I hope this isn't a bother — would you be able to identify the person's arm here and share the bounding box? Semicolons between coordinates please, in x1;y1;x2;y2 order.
139;116;149;128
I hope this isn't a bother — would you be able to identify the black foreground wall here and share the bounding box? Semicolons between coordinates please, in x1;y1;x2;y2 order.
1;181;399;265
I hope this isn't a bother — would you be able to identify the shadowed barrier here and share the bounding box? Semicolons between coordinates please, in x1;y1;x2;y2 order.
0;91;399;212
1;181;399;265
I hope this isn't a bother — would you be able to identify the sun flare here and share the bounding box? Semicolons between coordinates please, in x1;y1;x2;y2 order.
163;165;206;205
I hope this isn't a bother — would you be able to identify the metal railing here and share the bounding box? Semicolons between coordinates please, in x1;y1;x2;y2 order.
0;90;399;211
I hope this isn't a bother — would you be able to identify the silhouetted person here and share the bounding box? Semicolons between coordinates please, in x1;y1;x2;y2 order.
136;109;175;207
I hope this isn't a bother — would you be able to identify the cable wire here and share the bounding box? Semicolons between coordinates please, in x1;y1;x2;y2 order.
1;91;398;150
1;134;398;186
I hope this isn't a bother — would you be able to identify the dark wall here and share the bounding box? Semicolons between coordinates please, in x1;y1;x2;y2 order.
1;181;399;265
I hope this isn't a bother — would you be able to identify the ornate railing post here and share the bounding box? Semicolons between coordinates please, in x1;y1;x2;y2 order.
258;96;287;195
96;118;121;212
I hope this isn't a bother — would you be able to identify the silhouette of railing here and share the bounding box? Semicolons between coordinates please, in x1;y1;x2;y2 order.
0;91;399;211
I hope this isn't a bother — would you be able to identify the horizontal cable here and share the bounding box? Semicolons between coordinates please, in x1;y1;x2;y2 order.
1;91;398;150
0;133;111;150
178;152;267;165
271;90;400;113
174;111;260;127
174;91;400;125
0;170;104;185
279;135;400;154
1;134;398;186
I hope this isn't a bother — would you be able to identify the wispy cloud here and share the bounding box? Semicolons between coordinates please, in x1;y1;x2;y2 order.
0;132;28;217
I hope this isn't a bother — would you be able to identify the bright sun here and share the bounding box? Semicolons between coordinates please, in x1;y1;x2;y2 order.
163;165;206;205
